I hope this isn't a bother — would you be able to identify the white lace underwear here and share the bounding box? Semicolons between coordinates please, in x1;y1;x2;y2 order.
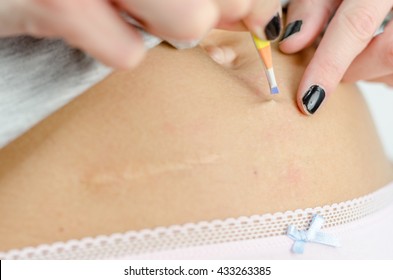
2;181;393;260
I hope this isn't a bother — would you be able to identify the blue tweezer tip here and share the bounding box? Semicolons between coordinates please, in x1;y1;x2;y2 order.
271;87;279;94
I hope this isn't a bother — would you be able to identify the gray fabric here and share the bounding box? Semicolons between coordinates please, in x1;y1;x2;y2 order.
0;36;112;149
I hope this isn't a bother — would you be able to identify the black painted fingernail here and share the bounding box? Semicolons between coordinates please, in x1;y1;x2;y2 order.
302;85;326;115
265;13;282;41
280;20;303;42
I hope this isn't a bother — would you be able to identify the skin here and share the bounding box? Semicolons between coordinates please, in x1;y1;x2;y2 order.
280;0;393;115
0;30;392;252
0;0;280;69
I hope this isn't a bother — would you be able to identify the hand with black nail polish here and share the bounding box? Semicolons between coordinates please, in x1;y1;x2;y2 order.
279;0;393;116
0;0;282;70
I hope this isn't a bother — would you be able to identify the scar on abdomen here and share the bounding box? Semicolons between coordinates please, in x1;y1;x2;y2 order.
124;154;222;180
85;154;222;186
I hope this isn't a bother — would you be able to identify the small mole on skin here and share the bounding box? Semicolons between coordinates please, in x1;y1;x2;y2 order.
58;227;64;233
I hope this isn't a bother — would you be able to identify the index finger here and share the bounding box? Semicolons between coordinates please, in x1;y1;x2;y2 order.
297;0;393;115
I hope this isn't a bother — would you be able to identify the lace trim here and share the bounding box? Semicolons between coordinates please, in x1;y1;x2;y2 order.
2;182;393;260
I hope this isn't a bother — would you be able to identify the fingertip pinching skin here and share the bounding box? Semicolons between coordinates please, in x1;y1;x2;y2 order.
265;13;282;41
280;20;303;42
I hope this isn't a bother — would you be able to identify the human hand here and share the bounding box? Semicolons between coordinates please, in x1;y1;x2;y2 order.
344;13;393;87
0;0;281;69
279;0;393;115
